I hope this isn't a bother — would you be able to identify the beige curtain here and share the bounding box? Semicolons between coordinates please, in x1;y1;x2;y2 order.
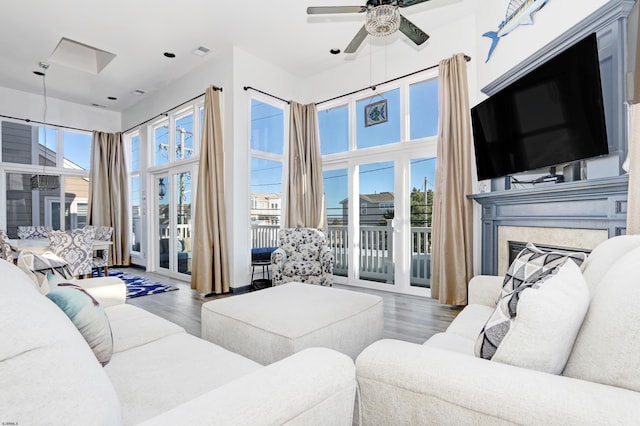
430;53;474;306
88;131;130;266
190;86;229;295
285;101;327;230
627;104;640;233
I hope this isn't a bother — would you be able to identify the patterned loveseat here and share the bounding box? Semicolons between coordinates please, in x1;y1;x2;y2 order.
271;228;334;287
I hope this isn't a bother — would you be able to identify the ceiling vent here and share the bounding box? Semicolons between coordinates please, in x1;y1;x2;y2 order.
49;37;116;74
192;46;210;56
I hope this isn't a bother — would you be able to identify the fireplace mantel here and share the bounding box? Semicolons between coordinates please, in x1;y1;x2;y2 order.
468;175;628;275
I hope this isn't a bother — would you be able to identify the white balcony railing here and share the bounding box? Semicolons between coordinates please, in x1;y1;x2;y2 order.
251;223;432;287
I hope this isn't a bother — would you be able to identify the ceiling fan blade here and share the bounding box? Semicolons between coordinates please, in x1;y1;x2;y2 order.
399;15;430;46
397;0;431;7
344;25;369;54
307;6;367;14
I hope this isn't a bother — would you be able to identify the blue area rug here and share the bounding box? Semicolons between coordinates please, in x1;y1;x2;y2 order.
93;269;179;299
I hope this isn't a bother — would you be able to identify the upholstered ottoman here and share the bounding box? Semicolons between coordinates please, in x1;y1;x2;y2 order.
201;282;384;365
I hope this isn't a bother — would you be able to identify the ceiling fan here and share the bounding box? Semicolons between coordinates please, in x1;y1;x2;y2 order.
307;0;431;54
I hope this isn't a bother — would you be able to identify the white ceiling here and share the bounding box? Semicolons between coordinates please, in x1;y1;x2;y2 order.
0;0;475;112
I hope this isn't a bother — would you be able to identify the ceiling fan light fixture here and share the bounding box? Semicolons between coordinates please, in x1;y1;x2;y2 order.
365;5;400;37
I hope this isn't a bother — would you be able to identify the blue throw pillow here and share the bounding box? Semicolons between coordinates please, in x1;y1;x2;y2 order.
46;283;113;366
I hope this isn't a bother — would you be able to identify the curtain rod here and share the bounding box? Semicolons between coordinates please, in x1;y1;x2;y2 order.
0;113;93;133
243;86;291;104
123;85;222;134
316;54;471;105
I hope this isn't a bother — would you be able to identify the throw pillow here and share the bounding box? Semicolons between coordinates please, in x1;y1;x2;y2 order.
16;250;74;294
499;243;587;305
475;260;589;374
46;283;113;366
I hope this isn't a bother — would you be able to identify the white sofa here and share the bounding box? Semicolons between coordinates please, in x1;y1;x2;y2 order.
0;258;356;425
356;235;640;425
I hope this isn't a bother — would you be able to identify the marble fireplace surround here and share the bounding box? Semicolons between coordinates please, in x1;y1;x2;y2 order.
469;176;628;276
497;226;608;276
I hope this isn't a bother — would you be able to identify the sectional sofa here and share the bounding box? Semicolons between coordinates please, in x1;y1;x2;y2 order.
0;258;356;425
356;235;640;424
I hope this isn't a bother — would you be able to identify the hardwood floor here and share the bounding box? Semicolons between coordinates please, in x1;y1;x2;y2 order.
125;268;462;343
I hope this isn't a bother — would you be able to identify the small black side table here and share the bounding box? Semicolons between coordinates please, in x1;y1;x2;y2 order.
251;259;272;290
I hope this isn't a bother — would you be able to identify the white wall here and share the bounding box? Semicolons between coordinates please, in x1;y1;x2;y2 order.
0;86;120;132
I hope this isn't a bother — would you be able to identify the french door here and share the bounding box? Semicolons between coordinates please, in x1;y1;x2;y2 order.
323;152;436;296
154;166;194;276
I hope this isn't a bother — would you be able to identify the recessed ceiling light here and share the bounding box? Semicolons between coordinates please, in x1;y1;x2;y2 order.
32;70;45;76
107;96;117;100
131;89;145;96
192;46;210;56
163;52;176;58
330;48;341;55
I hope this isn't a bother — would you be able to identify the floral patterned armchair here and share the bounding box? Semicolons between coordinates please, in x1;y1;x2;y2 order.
271;228;334;287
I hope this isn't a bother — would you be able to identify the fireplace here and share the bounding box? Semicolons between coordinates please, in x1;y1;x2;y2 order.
507;240;592;267
469;176;628;275
497;226;606;275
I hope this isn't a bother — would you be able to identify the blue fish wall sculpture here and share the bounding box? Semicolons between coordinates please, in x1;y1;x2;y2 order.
483;0;550;62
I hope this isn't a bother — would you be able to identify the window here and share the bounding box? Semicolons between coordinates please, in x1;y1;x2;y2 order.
409;79;439;139
250;97;285;248
250;99;284;154
1;121;91;237
175;112;194;161
153;120;170;166
356;89;400;149
63;131;91;170
318;105;349;155
317;70;439;295
128;132;141;253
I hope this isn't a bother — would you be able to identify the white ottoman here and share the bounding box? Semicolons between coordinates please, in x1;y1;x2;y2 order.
201;282;384;365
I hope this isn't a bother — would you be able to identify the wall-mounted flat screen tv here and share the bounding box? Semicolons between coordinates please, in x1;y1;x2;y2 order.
471;33;609;181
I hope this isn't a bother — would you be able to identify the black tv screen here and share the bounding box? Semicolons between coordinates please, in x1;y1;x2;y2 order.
471;33;609;181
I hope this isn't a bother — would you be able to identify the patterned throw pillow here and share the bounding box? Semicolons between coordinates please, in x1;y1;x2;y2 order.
498;243;587;307
46;283;114;366
476;243;588;361
476;260;589;374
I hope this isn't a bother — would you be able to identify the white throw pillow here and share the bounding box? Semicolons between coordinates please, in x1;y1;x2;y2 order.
476;260;589;374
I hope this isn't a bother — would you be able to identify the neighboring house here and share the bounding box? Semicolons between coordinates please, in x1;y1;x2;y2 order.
250;192;281;226
339;192;394;226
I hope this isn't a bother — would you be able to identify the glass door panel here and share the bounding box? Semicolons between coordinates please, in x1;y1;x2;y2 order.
156;172;193;276
323;168;348;278
174;171;192;275
359;162;394;284
157;175;170;271
409;158;436;288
